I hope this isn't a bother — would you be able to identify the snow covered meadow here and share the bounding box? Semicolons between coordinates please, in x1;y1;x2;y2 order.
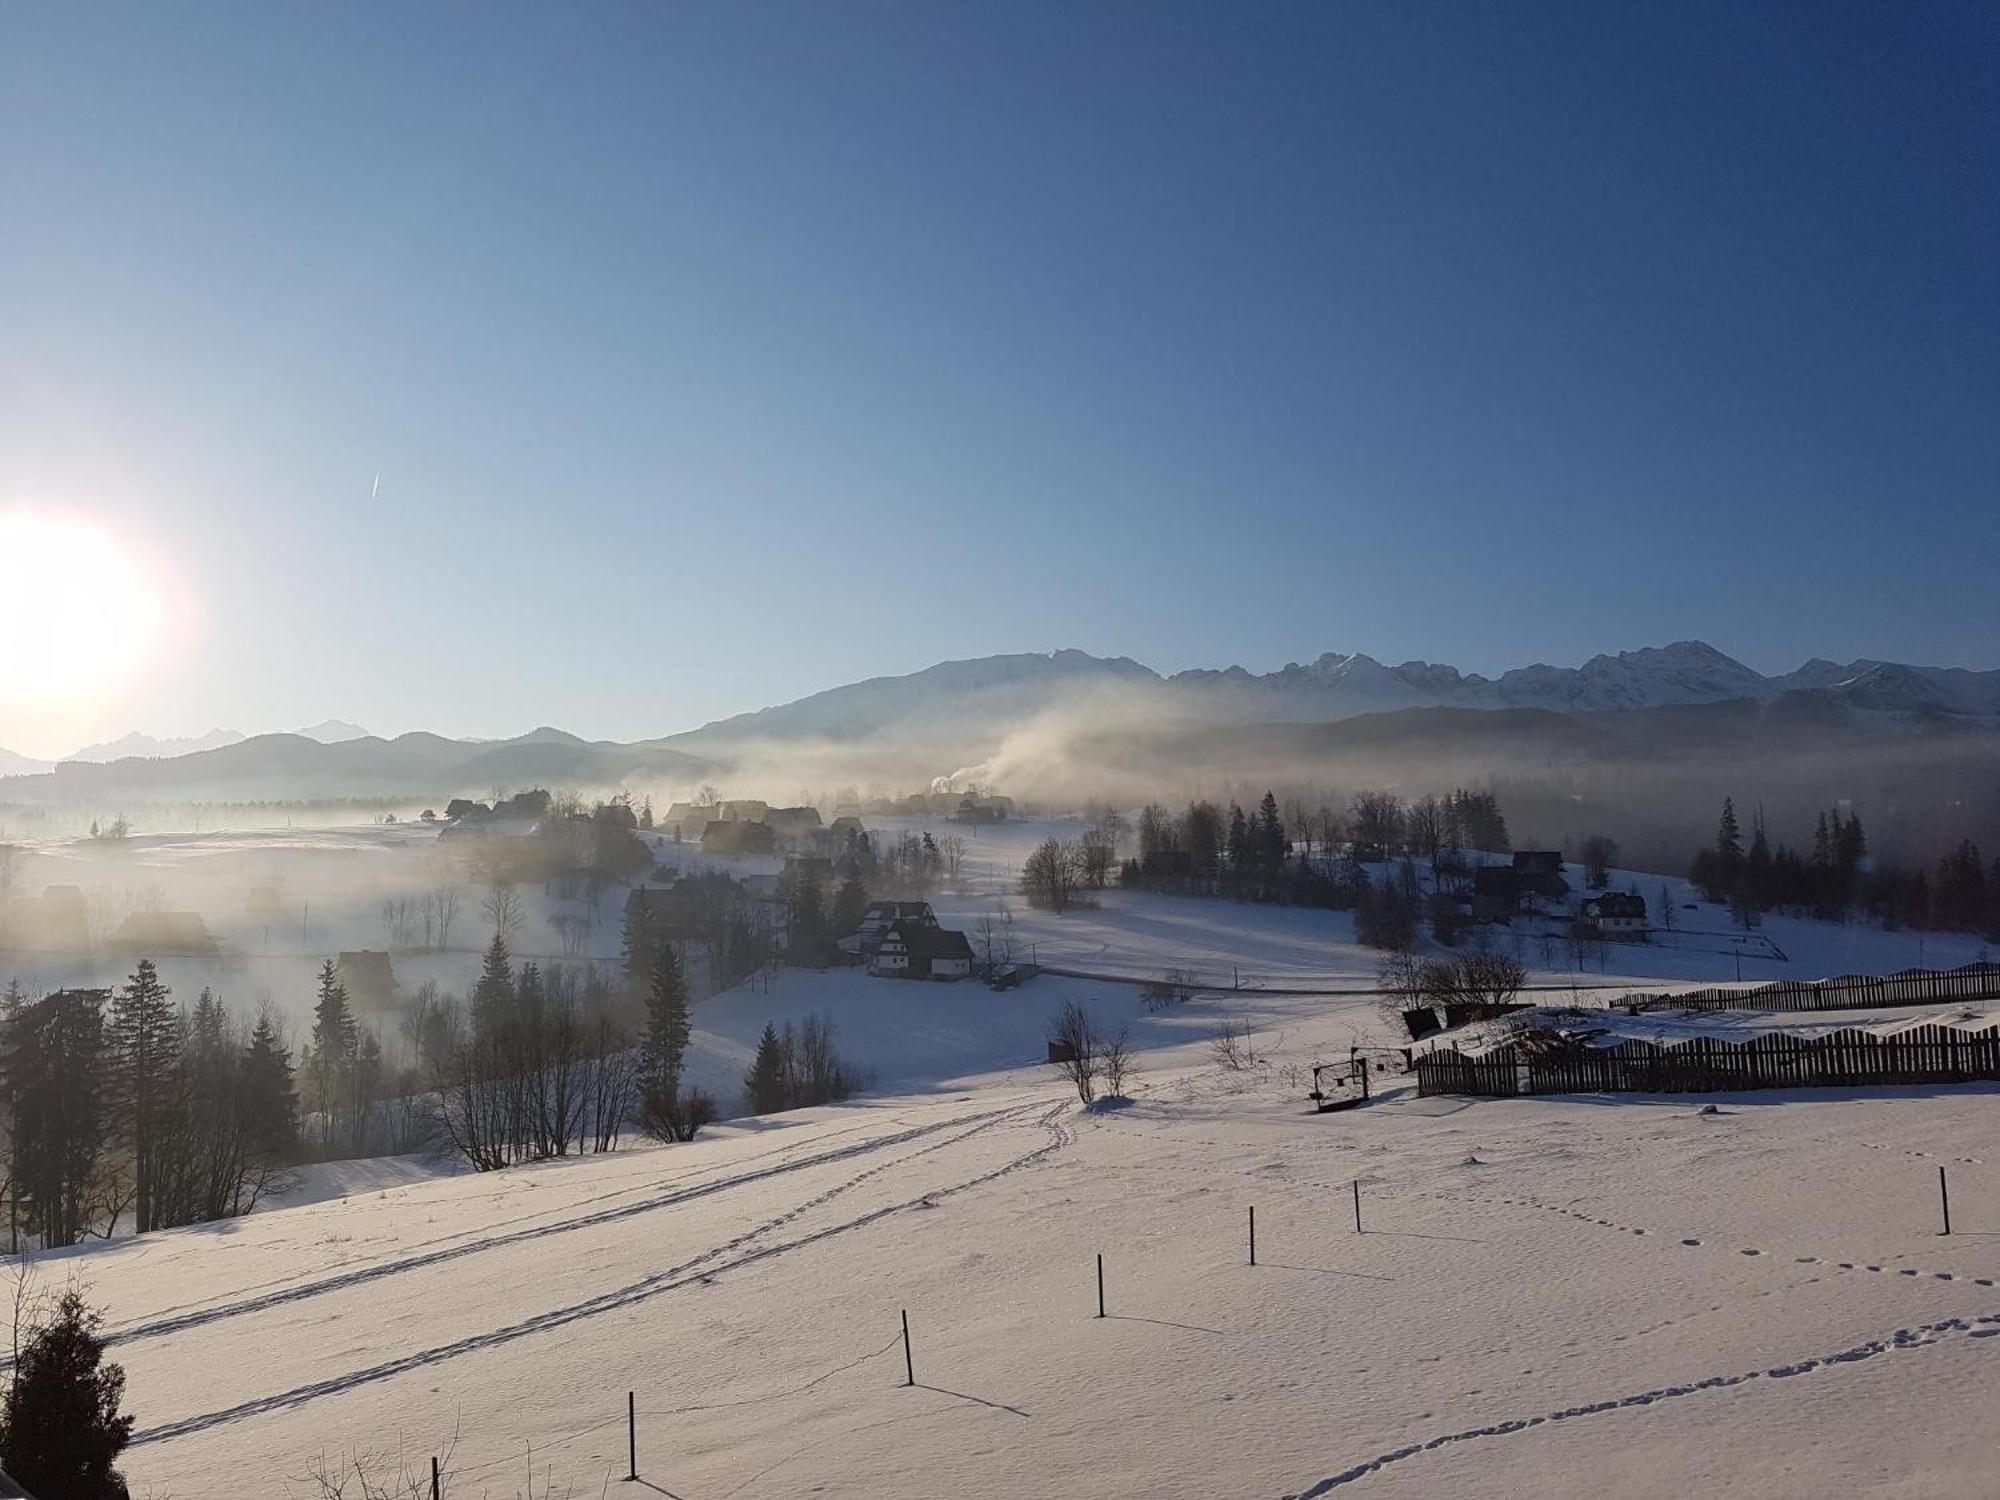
43;982;2000;1498
4;815;2000;1496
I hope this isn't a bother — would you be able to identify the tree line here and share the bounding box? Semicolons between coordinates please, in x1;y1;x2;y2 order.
410;936;644;1171
1689;796;2000;939
1118;787;1508;900
1;962;297;1248
1015;787;1510;917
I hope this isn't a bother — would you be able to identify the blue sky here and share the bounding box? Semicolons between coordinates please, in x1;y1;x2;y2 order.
1;1;1994;756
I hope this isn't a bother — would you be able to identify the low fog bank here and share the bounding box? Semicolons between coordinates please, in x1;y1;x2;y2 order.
699;695;2000;877
4;682;1995;891
0;826;511;1047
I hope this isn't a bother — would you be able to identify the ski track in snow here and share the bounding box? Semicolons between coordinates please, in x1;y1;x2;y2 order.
113;1113;897;1334
1281;1308;2000;1497
102;1097;1043;1351
132;1100;1073;1445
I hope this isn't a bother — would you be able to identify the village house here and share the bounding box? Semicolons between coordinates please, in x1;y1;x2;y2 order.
869;919;975;980
702;819;778;857
113;910;219;956
335;950;399;1013
662;801;716;834
1577;891;1649;935
1511;851;1570;902
816;815;869;856
856;899;938;954
764;806;825;844
953;793;1013;823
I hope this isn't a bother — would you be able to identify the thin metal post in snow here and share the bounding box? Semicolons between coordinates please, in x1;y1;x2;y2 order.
1096;1253;1105;1317
1940;1166;1952;1236
431;1455;440;1500
1352;1179;1362;1234
626;1390;636;1481
1249;1206;1256;1265
902;1309;914;1386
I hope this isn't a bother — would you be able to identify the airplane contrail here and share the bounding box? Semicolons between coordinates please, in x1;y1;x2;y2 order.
370;471;381;499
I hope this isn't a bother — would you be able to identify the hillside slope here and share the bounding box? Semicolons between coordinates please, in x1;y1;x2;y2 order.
50;987;2000;1500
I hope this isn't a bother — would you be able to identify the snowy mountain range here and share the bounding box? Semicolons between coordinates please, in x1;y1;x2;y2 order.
0;642;1992;804
0;720;374;777
66;720;372;764
670;641;2000;746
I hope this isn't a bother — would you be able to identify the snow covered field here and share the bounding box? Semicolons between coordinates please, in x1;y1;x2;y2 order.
38;975;2000;1499
9;816;2000;1495
9;815;1983;1005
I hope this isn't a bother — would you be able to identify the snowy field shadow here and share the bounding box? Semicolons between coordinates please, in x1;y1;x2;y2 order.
914;1383;1031;1418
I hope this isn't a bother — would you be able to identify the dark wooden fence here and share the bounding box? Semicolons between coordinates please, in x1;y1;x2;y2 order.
1623;961;2000;1015
1416;1023;2000;1098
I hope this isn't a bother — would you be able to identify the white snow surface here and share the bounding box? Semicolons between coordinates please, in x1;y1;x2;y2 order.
49;988;2000;1499
10;818;2000;1495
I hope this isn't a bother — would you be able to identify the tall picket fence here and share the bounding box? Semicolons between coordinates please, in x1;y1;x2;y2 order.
1417;1023;2000;1098
1622;961;2000;1015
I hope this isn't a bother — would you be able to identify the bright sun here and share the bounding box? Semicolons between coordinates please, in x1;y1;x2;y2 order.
0;511;169;703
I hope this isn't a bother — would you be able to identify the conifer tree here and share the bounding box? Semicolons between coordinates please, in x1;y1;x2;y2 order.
643;947;692;1099
304;961;357;1151
831;871;869;936
0;1288;133;1499
1257;791;1286;871
622;888;660;984
109;959;179;1234
470;933;514;1036
242;1014;298;1163
1716;798;1743;866
744;1022;787;1114
1745;819;1773;912
310;961;356;1062
2;989;108;1247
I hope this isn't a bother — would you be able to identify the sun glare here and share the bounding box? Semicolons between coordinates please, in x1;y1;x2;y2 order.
0;510;169;703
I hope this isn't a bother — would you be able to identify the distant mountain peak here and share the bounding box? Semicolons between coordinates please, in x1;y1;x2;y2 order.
67;728;248;764
294;719;370;743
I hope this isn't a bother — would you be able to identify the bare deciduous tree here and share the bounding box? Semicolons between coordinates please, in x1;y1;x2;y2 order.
936;832;966;883
1415;952;1529;1010
480;880;522;940
1100;1027;1133;1100
1348;791;1404;861
1407;796;1446;870
1078;828;1116;890
1046;1000;1100;1105
1020;838;1085;913
1578;834;1621;890
1208;1016;1263;1072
